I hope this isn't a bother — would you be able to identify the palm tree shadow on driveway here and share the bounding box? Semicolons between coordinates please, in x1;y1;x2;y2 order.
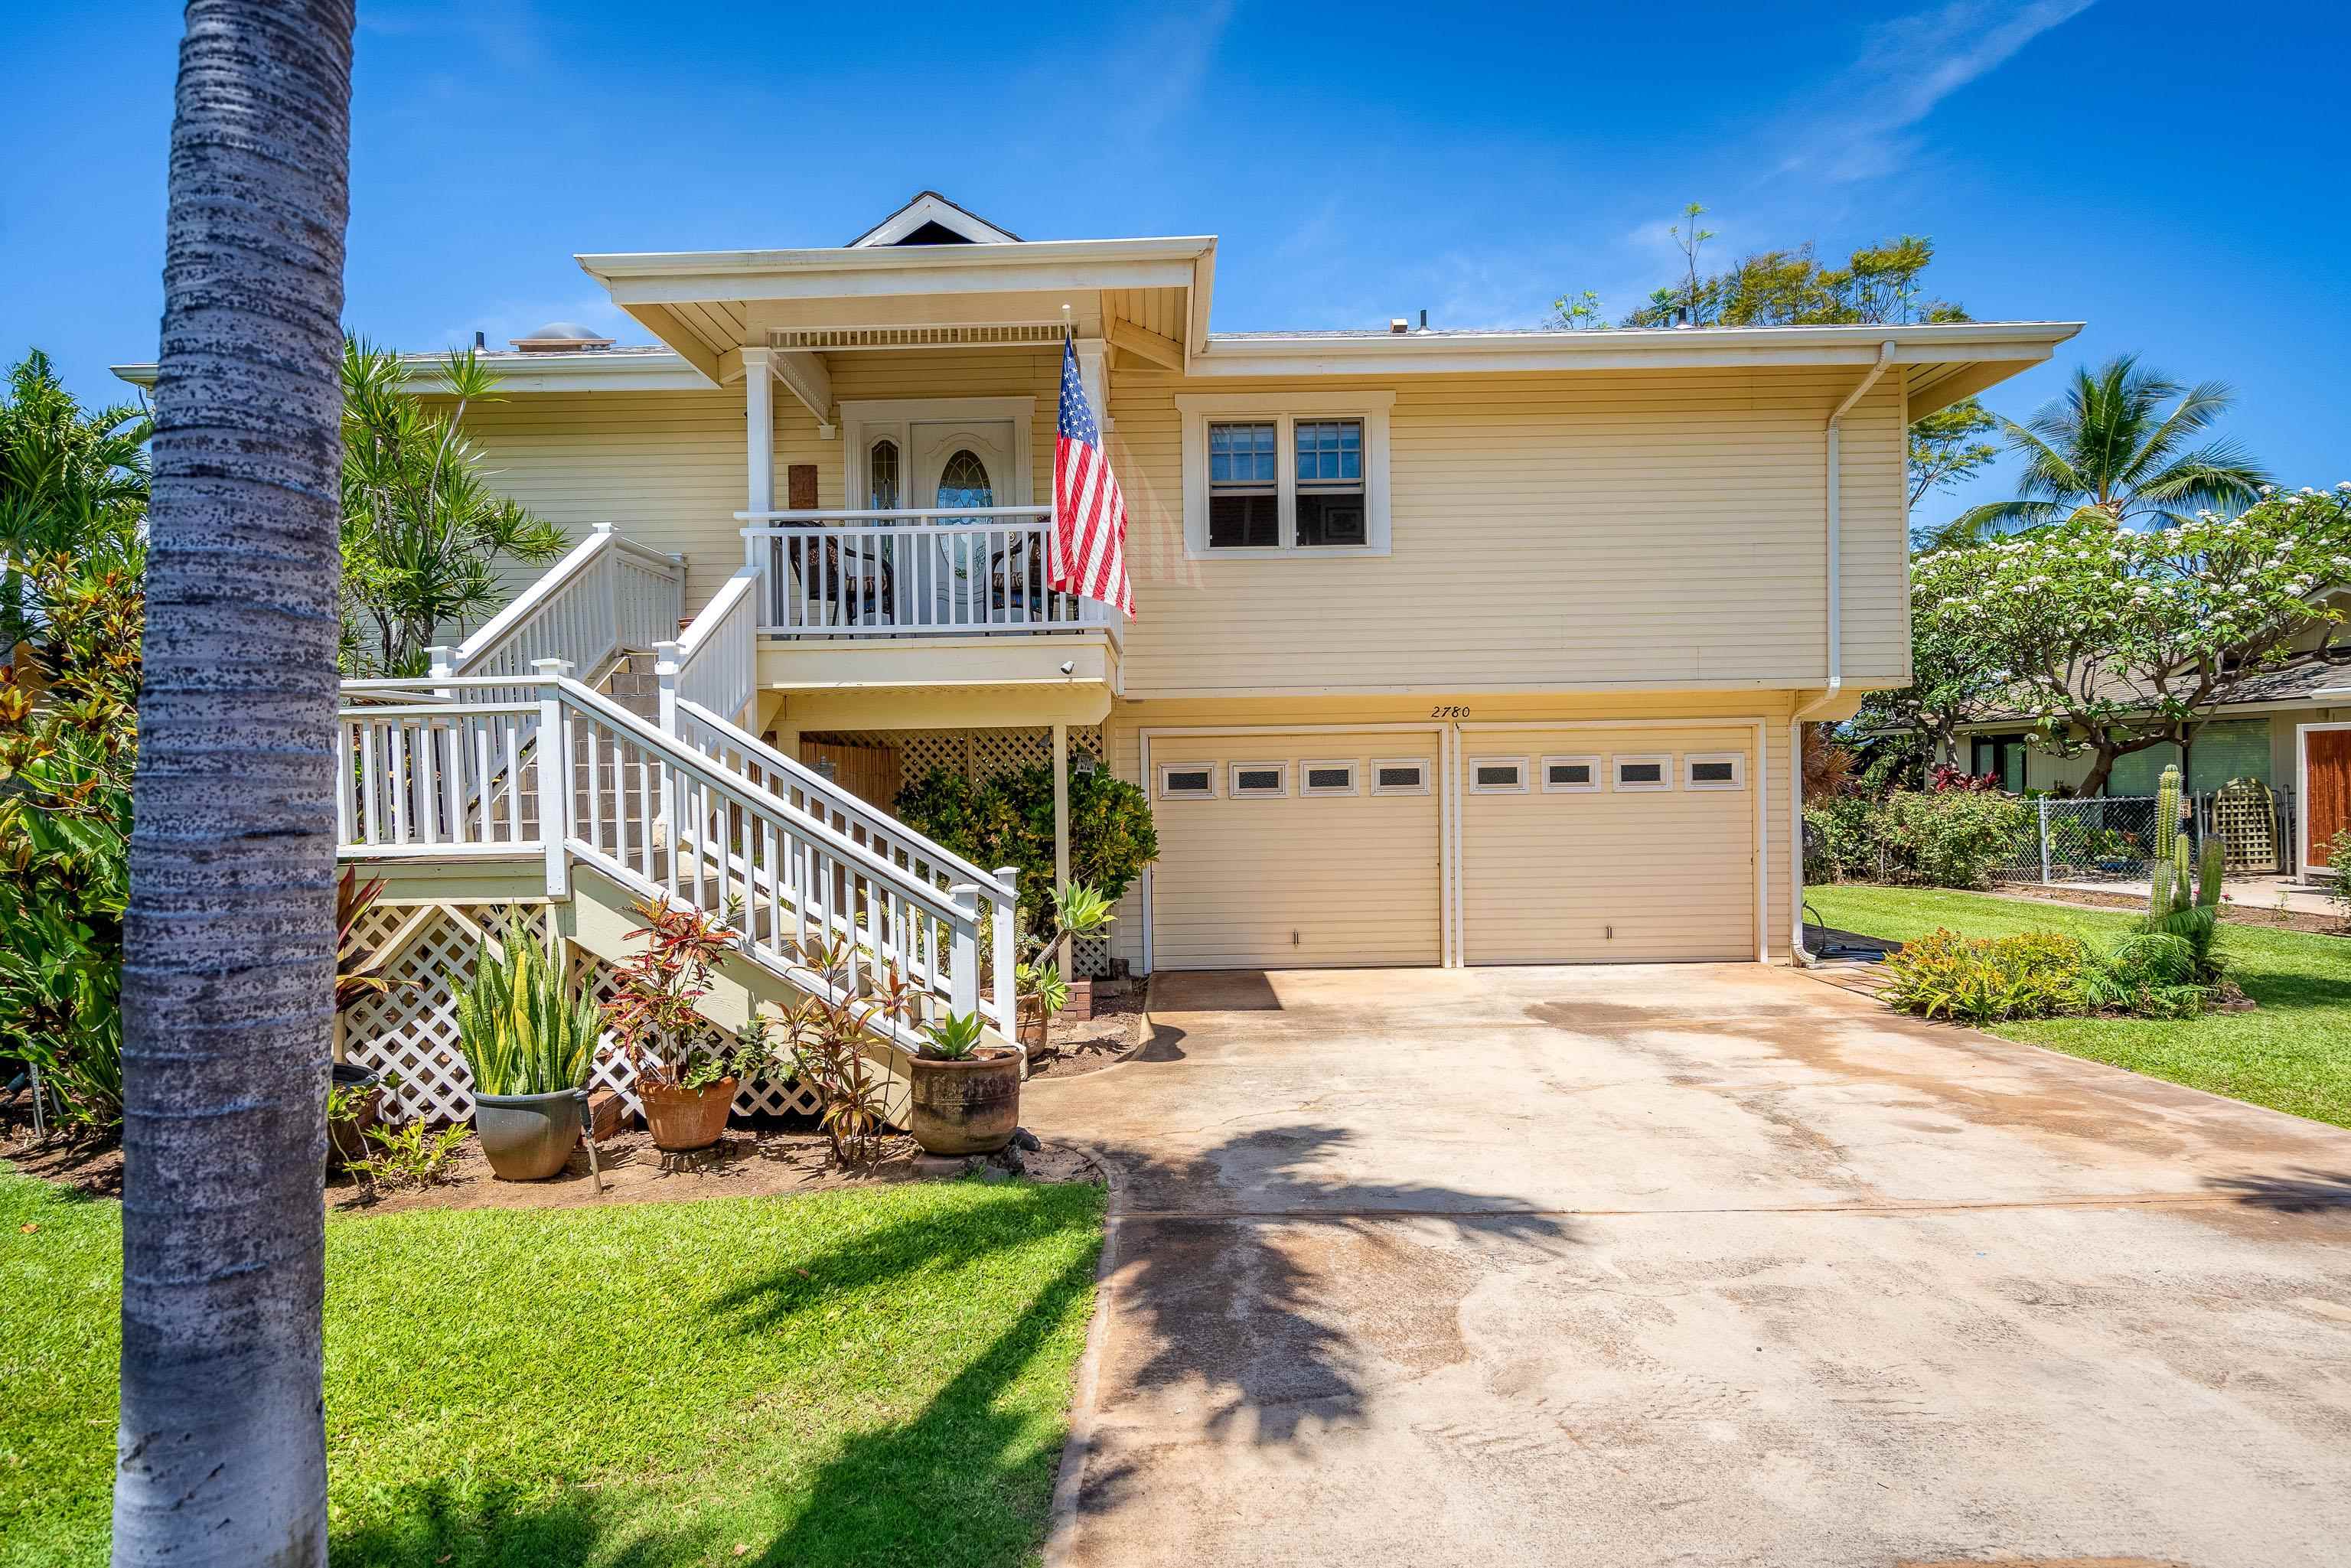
327;1123;1577;1568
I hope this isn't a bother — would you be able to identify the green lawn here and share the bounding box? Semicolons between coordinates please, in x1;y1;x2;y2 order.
1810;883;2351;1130
0;1169;1104;1568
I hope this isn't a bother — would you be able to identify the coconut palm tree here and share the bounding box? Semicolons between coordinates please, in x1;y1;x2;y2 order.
112;3;353;1565
1929;354;2271;546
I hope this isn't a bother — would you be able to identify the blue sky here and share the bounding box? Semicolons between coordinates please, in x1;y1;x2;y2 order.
3;0;2343;528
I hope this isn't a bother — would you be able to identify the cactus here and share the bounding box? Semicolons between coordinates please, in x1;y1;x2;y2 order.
2196;836;2225;911
2148;764;2183;915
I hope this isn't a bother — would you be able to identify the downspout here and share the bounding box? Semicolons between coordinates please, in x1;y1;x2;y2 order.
1790;339;1897;965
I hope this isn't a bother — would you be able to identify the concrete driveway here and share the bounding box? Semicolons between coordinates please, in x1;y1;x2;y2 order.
1025;963;2351;1568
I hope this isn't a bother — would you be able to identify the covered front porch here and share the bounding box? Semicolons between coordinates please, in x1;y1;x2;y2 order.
574;192;1206;708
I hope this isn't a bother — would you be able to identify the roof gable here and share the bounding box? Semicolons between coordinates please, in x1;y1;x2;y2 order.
848;191;1021;248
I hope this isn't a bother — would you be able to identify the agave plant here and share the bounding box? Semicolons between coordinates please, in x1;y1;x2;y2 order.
456;938;599;1097
918;1009;991;1061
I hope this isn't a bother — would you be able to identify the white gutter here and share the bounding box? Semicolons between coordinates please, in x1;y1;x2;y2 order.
1789;339;1896;966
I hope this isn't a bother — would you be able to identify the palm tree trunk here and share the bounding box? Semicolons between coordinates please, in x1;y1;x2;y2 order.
113;5;353;1566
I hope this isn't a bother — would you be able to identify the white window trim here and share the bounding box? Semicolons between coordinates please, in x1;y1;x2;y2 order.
1612;754;1674;793
1176;390;1394;559
1541;754;1603;794
1298;758;1360;797
1467;755;1530;794
1158;761;1217;800
1369;757;1431;796
1228;761;1288;797
1684;751;1747;791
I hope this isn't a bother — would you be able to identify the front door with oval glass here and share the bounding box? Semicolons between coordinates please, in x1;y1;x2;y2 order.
911;420;1018;625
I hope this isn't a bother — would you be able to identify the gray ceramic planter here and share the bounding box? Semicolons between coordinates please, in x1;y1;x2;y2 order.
473;1087;585;1181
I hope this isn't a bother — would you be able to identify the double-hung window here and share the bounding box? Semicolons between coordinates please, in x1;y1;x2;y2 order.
1207;422;1279;549
1292;419;1366;546
1180;393;1393;556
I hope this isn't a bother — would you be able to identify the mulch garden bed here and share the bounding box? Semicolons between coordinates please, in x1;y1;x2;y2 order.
1023;981;1147;1081
1991;882;2350;936
5;1119;1102;1215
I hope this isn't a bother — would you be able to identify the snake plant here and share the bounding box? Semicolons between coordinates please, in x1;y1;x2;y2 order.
456;939;600;1097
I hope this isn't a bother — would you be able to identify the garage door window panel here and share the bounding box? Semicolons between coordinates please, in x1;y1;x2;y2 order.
1300;760;1359;797
1159;763;1217;799
1229;761;1288;797
1684;752;1746;791
1469;757;1530;794
1371;758;1430;795
1612;755;1672;792
1543;755;1601;794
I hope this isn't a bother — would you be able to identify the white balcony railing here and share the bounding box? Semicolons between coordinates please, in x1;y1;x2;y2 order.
740;508;1113;637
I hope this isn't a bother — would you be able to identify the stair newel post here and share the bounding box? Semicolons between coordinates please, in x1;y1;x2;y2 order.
948;880;983;1023
992;867;1020;1065
651;640;683;884
533;658;574;898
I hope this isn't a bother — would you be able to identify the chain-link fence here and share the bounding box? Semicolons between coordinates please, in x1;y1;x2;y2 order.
1990;788;2298;885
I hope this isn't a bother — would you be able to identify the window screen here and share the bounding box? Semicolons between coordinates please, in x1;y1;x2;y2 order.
1301;761;1356;795
1230;763;1286;796
1685;753;1745;790
1371;759;1430;794
1159;765;1213;798
1613;755;1671;791
1544;756;1599;792
1469;758;1527;792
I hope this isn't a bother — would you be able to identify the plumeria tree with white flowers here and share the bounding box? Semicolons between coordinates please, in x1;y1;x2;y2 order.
1914;485;2351;797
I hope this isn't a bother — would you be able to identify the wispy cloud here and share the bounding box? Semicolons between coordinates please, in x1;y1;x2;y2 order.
360;2;550;73
1098;0;1237;144
1778;0;2095;182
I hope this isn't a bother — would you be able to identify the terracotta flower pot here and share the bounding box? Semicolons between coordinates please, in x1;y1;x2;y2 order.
908;1048;1020;1156
640;1077;737;1152
474;1087;585;1181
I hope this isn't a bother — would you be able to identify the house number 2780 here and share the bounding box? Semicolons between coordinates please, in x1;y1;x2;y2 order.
1430;705;1472;719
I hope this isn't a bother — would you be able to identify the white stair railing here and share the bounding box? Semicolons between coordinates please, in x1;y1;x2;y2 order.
335;670;1019;1042
659;566;760;730
439;523;685;697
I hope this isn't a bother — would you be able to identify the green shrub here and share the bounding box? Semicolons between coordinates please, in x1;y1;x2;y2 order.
895;760;1158;940
1805;790;2029;888
1881;927;2093;1023
2330;830;2351;926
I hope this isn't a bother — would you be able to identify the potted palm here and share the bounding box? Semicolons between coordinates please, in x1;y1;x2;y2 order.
456;937;598;1180
602;897;752;1152
908;1010;1022;1156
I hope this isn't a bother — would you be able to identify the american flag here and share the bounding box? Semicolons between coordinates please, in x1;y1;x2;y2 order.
1052;336;1134;618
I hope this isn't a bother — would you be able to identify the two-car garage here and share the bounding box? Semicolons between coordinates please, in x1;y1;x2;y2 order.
1141;723;1763;970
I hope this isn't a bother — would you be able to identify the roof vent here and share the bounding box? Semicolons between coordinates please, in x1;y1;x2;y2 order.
1389;317;1410;334
510;321;615;353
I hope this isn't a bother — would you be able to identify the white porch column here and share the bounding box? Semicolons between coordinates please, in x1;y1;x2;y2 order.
742;345;775;553
1076;337;1111;433
1052;722;1071;972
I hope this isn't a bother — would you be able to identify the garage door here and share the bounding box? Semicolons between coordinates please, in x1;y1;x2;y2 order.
1460;726;1756;963
1149;733;1443;969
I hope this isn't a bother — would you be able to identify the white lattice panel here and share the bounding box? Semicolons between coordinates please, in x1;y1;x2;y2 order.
341;902;819;1124
809;726;1104;789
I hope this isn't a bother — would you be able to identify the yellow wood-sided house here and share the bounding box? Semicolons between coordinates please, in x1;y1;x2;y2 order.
118;191;2080;1123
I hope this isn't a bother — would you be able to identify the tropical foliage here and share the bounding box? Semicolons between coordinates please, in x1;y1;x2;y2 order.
0;544;142;1136
1880;928;2096;1024
1930;355;2272;544
1911;487;2351;795
0;348;149;650
768;935;915;1165
600;896;757;1092
338;339;567;675
455;937;600;1097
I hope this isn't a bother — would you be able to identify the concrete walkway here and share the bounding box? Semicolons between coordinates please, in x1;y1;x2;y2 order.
1026;964;2351;1568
